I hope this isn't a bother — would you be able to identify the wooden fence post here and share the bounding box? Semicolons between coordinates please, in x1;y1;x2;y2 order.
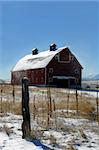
53;99;57;130
96;89;99;124
12;84;15;103
67;89;70;114
47;86;52;128
0;84;3;113
76;88;79;115
42;91;44;122
75;78;79;115
33;95;36;120
22;77;31;139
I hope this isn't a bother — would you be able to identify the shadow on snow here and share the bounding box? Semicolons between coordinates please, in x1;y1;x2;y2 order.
30;139;52;150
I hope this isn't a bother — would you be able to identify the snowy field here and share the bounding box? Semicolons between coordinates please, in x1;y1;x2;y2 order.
0;85;99;150
82;80;99;89
0;113;99;150
57;88;98;98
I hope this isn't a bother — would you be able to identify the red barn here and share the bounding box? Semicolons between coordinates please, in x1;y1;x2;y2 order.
11;44;83;88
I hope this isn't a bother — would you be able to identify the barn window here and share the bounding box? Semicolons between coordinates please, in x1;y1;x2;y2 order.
75;78;79;83
70;55;74;61
75;69;79;74
58;50;70;63
55;54;59;60
49;77;53;83
49;68;53;73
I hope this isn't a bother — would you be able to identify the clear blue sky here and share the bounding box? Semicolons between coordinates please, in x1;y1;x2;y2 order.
0;0;99;80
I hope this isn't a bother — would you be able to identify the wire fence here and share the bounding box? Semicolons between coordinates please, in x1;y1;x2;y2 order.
0;83;99;129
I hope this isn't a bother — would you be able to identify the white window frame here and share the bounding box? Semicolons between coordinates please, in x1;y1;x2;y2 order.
49;68;53;73
75;69;79;74
69;55;74;61
55;54;59;60
58;53;70;63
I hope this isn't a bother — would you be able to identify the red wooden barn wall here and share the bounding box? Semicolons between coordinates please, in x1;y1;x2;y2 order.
11;68;45;85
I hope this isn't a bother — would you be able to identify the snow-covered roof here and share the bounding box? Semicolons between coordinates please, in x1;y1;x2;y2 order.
12;47;67;72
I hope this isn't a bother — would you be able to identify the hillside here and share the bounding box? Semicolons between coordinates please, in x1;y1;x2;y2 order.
83;74;99;81
0;79;11;84
0;79;5;83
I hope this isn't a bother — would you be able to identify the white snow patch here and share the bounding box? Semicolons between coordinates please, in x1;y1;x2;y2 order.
0;132;42;150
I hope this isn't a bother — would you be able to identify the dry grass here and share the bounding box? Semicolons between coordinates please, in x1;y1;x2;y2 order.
0;101;22;115
69;99;95;114
0;84;98;124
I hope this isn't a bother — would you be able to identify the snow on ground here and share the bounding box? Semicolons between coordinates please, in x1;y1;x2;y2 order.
69;89;98;98
77;90;98;98
0;113;99;150
0;132;42;150
62;89;98;98
0;114;43;150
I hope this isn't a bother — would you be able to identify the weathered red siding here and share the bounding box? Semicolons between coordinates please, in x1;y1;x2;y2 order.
11;68;45;85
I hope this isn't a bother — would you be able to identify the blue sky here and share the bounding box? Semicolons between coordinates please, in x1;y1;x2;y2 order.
0;0;99;80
